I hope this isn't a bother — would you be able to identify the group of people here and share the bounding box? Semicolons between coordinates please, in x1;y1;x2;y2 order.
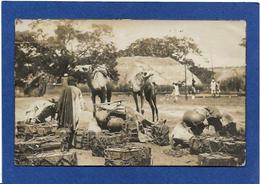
170;105;239;148
171;78;221;101
210;79;221;97
171;78;197;102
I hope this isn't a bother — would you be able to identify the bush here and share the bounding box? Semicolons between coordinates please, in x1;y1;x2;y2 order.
220;77;245;92
112;83;131;92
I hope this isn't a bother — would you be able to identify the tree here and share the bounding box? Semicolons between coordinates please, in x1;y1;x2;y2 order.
15;21;119;86
73;25;119;81
15;30;51;86
118;36;202;63
220;76;245;92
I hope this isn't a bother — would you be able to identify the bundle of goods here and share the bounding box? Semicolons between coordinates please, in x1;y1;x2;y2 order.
97;101;126;119
151;121;170;146
104;144;152;166
124;106;155;142
24;100;57;124
163;147;190;158
189;136;245;166
198;152;239;166
73;129;97;150
124;118;139;142
15;127;78;166
90;131;127;157
57;128;72;152
95;101;141;142
16;150;77;166
95;100;126;130
16;120;58;140
15;135;62;155
107;117;126;132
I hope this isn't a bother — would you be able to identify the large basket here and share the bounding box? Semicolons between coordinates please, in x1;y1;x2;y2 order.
104;144;151;166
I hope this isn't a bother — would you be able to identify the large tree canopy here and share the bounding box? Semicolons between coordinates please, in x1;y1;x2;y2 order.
118;36;201;62
15;21;119;86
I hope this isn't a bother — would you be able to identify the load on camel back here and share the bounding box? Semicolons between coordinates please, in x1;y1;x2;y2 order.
72;64;114;117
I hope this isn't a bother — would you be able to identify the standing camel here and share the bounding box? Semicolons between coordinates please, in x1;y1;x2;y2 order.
131;72;159;122
73;64;112;117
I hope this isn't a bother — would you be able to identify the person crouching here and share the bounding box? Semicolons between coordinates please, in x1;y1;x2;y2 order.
169;106;237;149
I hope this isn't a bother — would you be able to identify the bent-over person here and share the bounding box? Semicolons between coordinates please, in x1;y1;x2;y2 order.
170;106;236;148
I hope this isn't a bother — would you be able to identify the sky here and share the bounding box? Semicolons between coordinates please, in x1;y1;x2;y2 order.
16;19;246;67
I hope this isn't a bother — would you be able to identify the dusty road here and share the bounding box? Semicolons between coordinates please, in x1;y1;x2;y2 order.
15;93;245;166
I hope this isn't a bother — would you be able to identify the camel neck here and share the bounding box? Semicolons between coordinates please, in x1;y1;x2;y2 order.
86;72;94;91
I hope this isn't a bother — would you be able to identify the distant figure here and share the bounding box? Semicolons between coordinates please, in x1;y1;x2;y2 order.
172;82;180;102
210;79;216;97
38;74;48;96
216;81;221;97
191;78;196;100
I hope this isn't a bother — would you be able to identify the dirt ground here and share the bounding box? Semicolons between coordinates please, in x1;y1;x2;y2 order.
15;92;245;166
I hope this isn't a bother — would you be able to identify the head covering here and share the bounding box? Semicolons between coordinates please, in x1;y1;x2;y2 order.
67;76;77;86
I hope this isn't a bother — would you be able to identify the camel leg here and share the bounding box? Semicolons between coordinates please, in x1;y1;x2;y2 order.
147;99;155;122
133;92;140;112
107;89;112;103
140;92;145;115
100;89;106;103
153;96;159;121
91;94;96;117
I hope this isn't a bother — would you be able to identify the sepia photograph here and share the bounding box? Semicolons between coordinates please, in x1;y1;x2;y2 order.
14;19;246;166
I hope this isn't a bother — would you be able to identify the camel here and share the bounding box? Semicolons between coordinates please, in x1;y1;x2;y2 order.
73;64;112;117
131;72;159;122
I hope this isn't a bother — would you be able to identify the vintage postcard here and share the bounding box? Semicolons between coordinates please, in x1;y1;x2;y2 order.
14;19;246;166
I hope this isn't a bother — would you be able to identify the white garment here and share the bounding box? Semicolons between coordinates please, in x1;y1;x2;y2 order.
174;85;180;96
25;100;54;123
210;81;216;94
71;86;85;128
170;122;194;142
172;84;180;96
